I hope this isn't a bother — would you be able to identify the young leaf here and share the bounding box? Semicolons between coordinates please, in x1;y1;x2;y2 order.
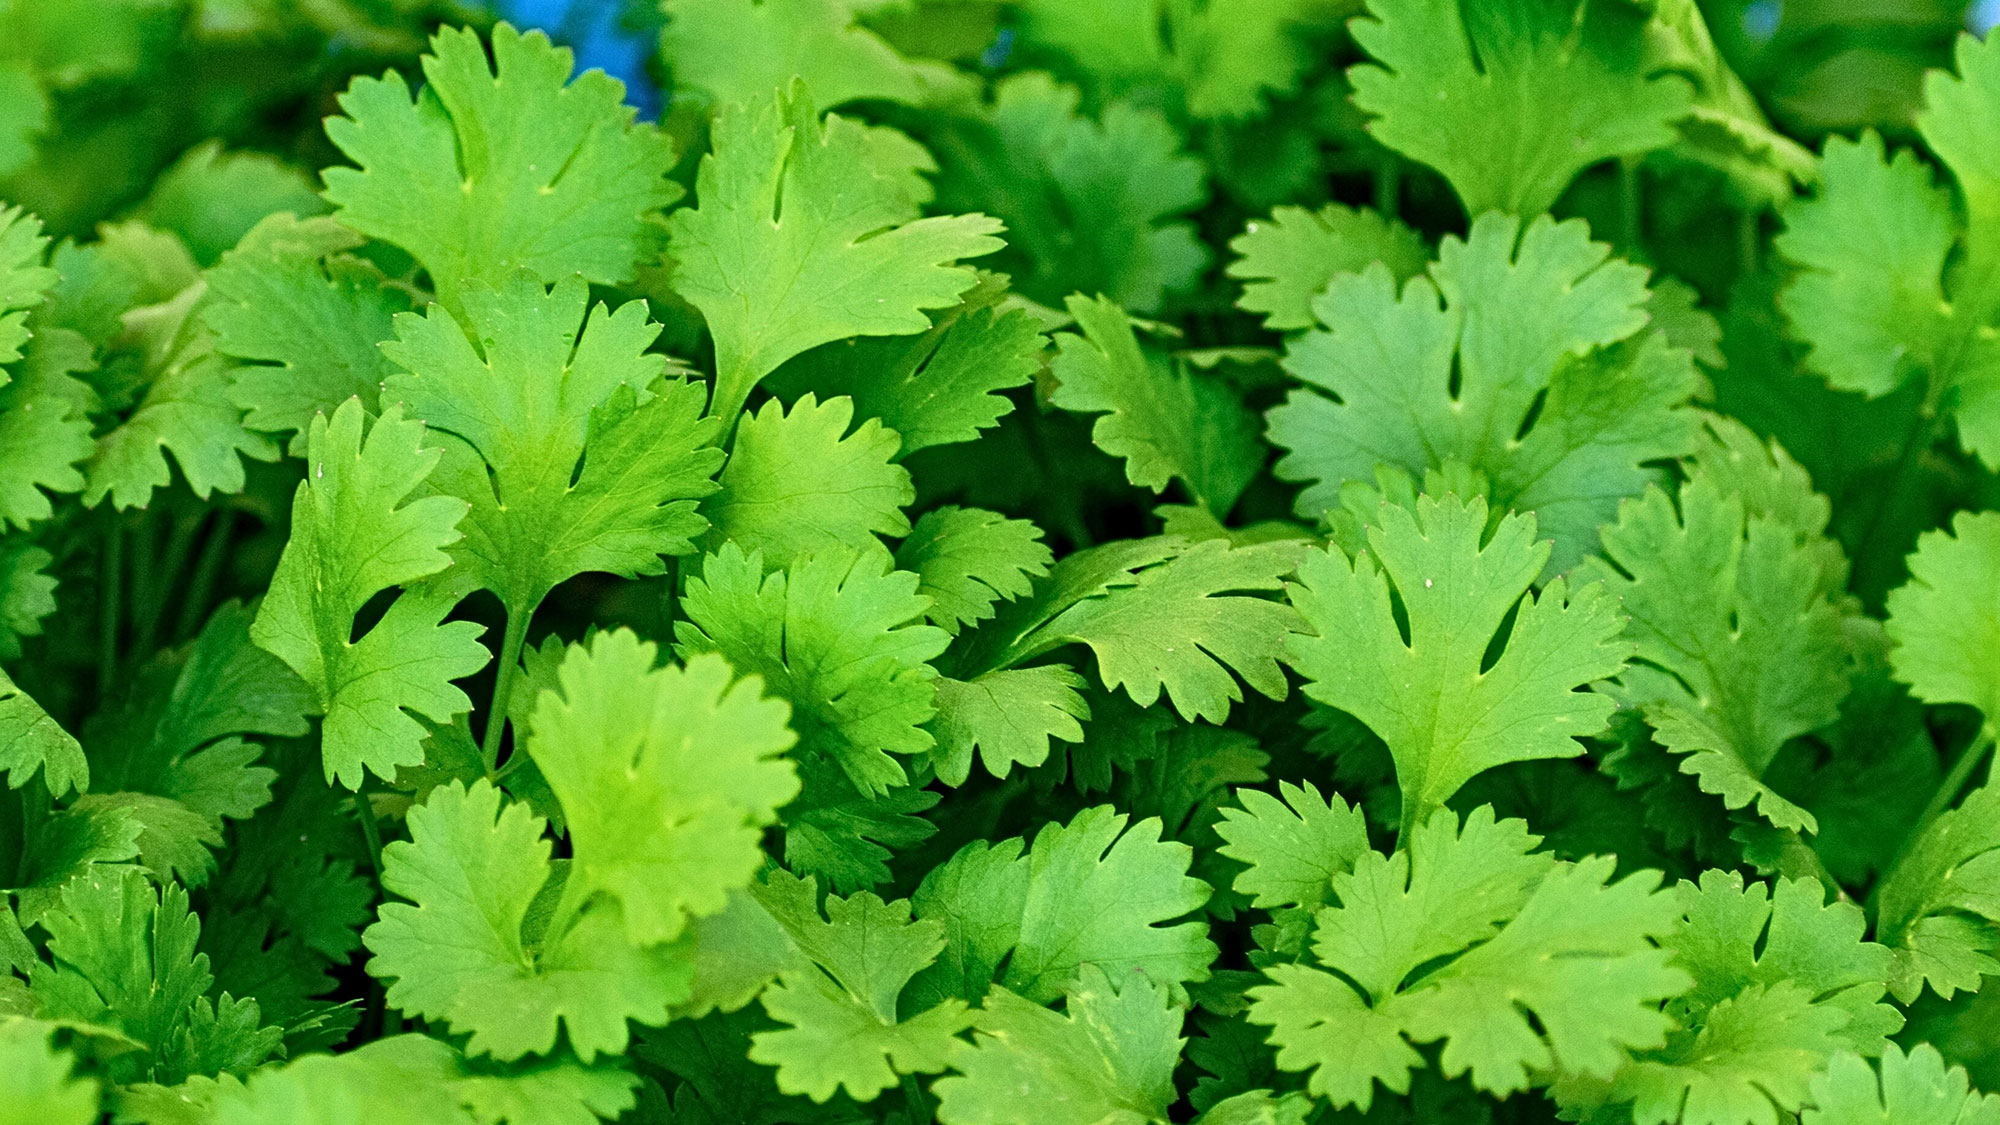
1802;1044;2000;1125
1247;807;1686;1109
1581;474;1854;834
1874;783;2000;1003
249;398;491;789
0;663;85;797
659;0;964;110
383;272;723;619
362;779;693;1063
323;23;678;312
934;966;1185;1125
1049;295;1262;515
667;81;1003;422
1228;202;1430;332
747;870;971;1102
526;629;799;947
1288;493;1629;831
1267;213;1699;573
1886;510;2000;724
677;543;947;798
705;393;910;570
1349;0;1692;215
927;666;1088;785
1214;781;1371;912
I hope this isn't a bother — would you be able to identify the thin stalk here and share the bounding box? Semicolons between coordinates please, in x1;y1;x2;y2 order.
174;509;237;642
98;513;123;704
134;510;202;660
1851;409;1939;595
481;605;531;775
1737;208;1761;277
1617;159;1644;253
352;787;385;878
1373;158;1401;217
901;1074;935;1125
1915;728;1995;839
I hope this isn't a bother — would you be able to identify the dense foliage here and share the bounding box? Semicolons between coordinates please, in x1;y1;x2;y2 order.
3;1;2000;1122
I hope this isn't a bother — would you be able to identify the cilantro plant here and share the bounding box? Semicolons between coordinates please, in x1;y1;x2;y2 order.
6;2;2000;1123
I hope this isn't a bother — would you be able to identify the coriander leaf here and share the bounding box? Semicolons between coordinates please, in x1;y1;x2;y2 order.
0;663;85;796
659;0;966;110
895;506;1051;636
323;23;678;313
526;629;799;947
782;756;940;892
705;393;910;570
1803;1044;2000;1125
83;306;278;511
960;536;1305;725
678;543;947;797
7;802;141;926
668;81;1004;422
1580;474;1853;834
1349;0;1692;216
906;838;1029;1012
0;539;55;660
1214;781;1370;912
1581;871;1901;1125
1886;510;2000;723
747;871;971;1102
250;398;491;789
383;272;723;618
1874;783;2000;1003
206;214;411;450
928;72;1207;312
28;867;282;1085
1267;212;1701;574
208;1033;638;1125
764;274;1044;455
0;204;57;368
927;666;1088;786
1050;295;1262;515
1248;807;1685;1109
362;779;693;1063
1774;33;2000;469
933;965;1184;1125
1288;493;1628;831
130;141;325;267
0;1018;98;1124
1228;203;1429;332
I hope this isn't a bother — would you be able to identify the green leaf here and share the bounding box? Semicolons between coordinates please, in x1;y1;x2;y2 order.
747;871;971;1102
658;0;965;111
667;81;1003;422
1287;492;1629;830
895;506;1051;636
1802;1044;2000;1125
1266;212;1701;574
1774;33;2000;469
0;539;55;660
1248;807;1686;1109
1228;203;1430;332
250;398;491;789
1580;473;1853;834
1214;781;1370;912
934;965;1184;1125
207;1033;637;1125
0;204;57;369
927;666;1088;786
1582;871;1901;1125
1349;0;1692;215
130;141;326;267
383;272;723;615
28;867;281;1085
7;802;141;926
323;23;679;313
1874;783;2000;1003
362;779;693;1063
961;536;1305;725
206;214;411;450
1049;295;1262;514
0;1017;99;1124
912;804;1214;1006
678;543;947;797
1887;510;2000;723
705;393;910;571
0;324;93;529
763;275;1044;454
0;663;84;796
526;629;799;947
929;72;1207;312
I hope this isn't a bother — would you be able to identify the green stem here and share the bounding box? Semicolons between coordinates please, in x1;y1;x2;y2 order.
1851;408;1938;595
134;510;202;660
352;787;385;878
98;512;122;704
1737;208;1760;277
174;509;237;643
1916;728;1995;838
1617;159;1644;254
1373;157;1401;217
901;1073;935;1125
481;604;531;775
